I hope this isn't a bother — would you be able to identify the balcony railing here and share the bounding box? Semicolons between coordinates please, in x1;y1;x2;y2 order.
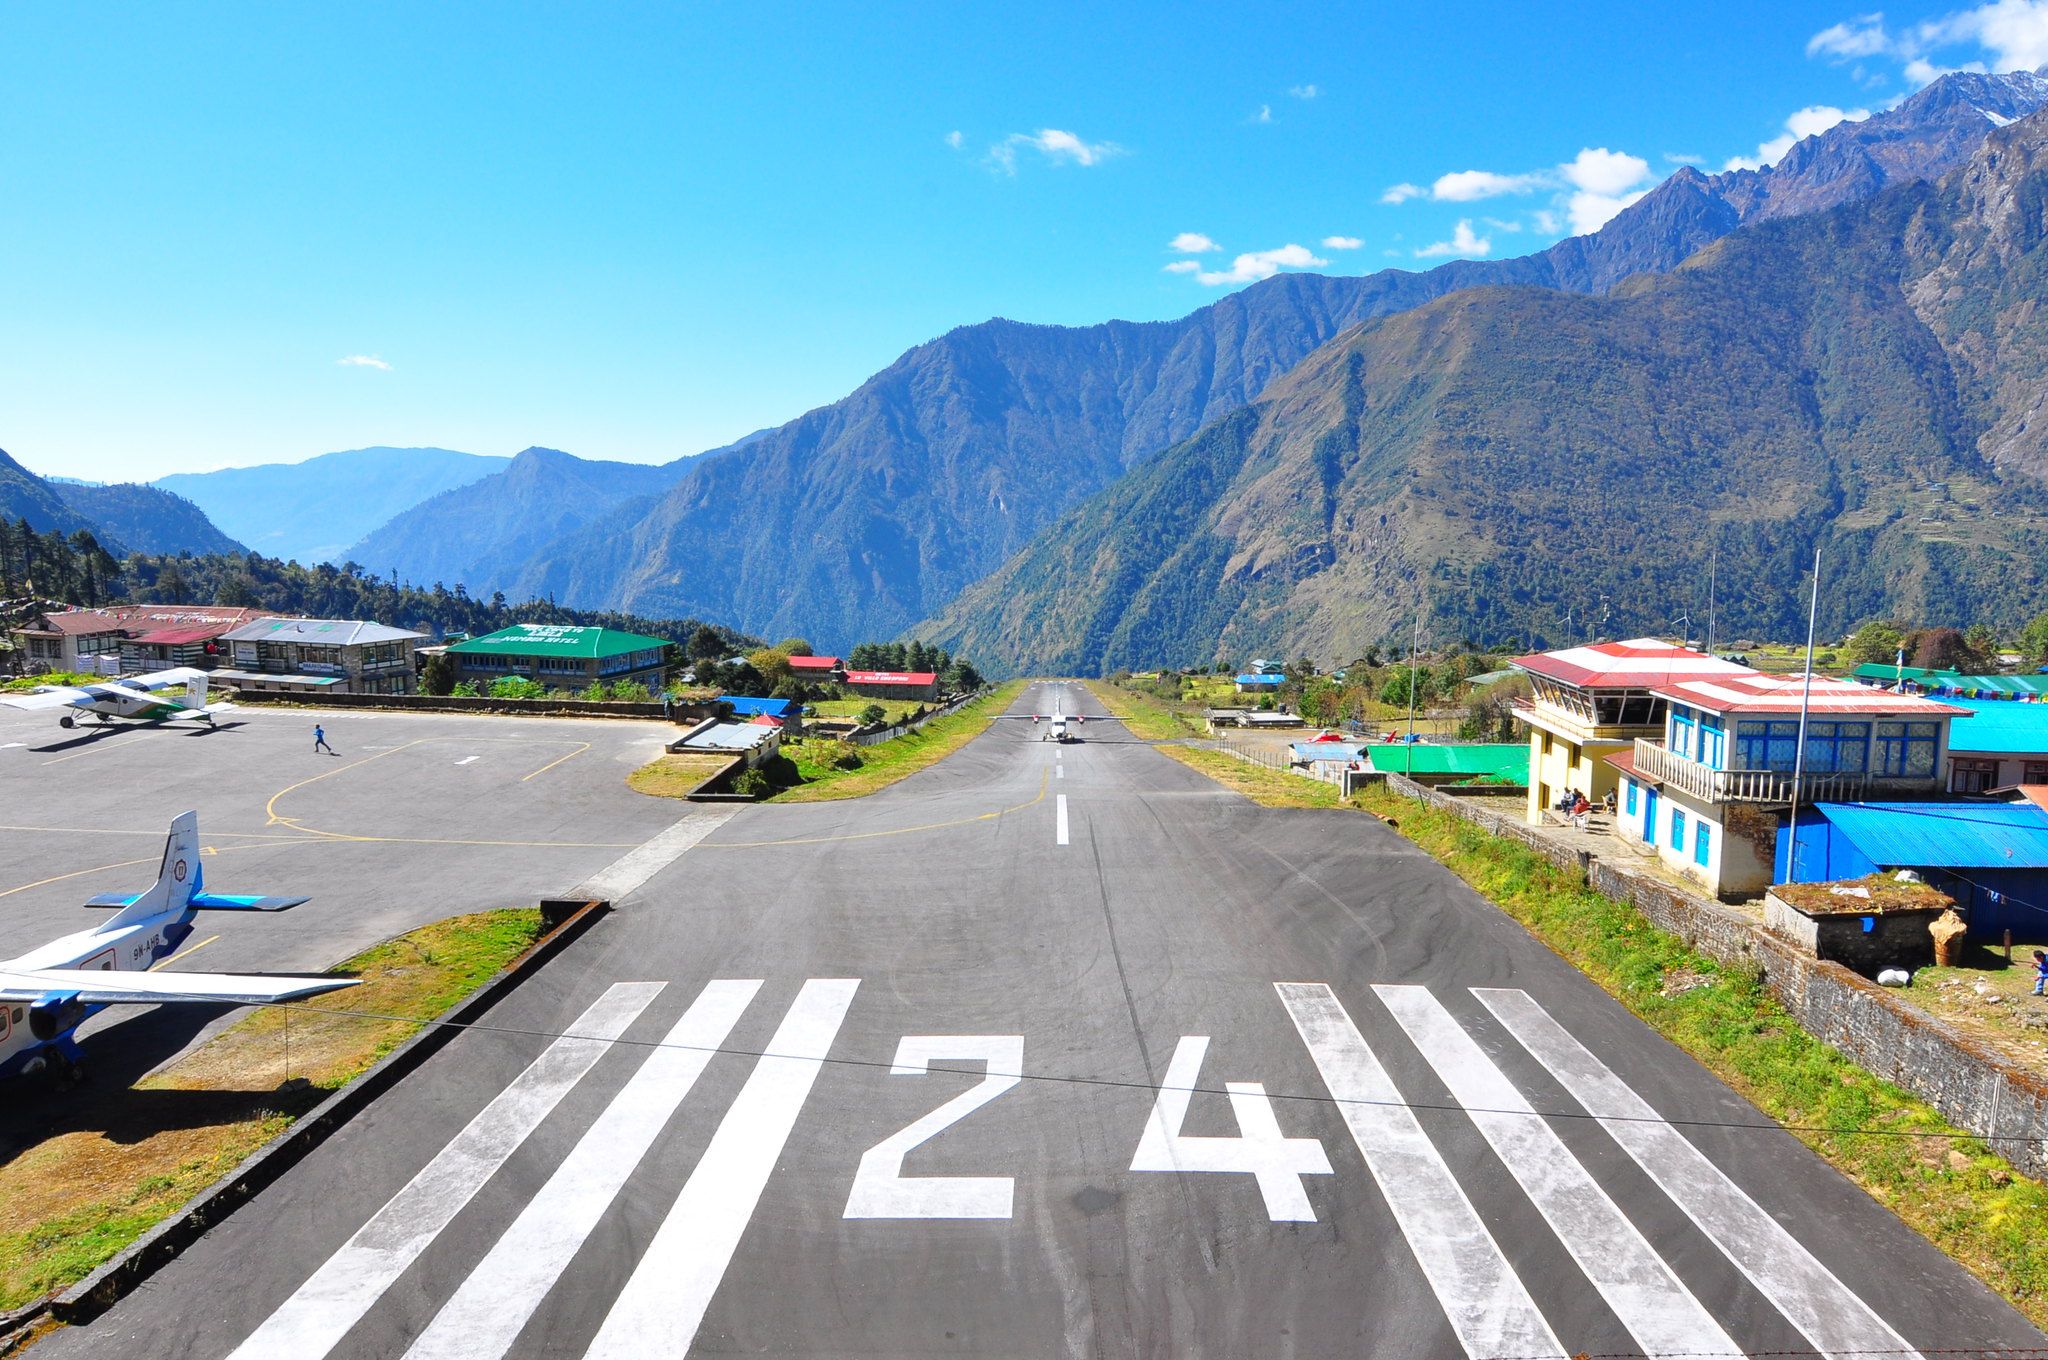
1632;739;1872;804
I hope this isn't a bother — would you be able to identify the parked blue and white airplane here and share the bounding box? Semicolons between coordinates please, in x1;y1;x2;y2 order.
0;666;234;729
0;811;356;1082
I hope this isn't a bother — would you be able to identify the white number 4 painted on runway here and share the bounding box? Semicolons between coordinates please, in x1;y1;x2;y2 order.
844;1036;1023;1219
1130;1035;1332;1221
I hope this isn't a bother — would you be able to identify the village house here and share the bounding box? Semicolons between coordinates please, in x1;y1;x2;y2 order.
1614;671;1966;899
215;617;426;696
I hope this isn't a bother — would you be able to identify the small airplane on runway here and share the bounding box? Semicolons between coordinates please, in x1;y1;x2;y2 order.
0;666;235;729
0;811;357;1084
997;693;1119;743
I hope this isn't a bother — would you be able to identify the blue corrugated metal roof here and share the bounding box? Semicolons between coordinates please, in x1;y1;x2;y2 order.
1811;801;2048;869
722;695;801;718
1236;674;1282;686
1943;698;2048;754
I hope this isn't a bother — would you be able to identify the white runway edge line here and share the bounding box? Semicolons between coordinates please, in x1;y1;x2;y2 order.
584;978;861;1359
1055;794;1070;845
226;982;664;1360
1275;982;1562;1360
1374;985;1738;1357
576;809;734;902
404;979;763;1360
1475;987;1924;1360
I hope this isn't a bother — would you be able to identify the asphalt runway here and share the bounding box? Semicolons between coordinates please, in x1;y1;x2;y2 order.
32;683;2048;1358
0;703;688;1073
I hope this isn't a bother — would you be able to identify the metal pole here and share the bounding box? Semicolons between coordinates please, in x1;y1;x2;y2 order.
1707;546;1717;657
1785;547;1823;884
1406;609;1419;777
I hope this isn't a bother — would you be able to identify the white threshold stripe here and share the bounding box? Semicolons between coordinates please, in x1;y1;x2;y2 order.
1276;983;1561;1359
404;979;763;1360
1055;794;1070;845
1474;988;1923;1360
576;810;733;902
584;978;861;1359
226;982;664;1360
1375;985;1738;1358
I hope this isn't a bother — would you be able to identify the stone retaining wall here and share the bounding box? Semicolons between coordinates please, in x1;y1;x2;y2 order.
1383;773;2048;1178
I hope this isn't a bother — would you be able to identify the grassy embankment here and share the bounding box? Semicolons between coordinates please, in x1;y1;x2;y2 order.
625;751;738;799
1091;676;2048;1326
0;908;544;1310
804;697;922;725
0;674;96;693
767;681;1028;802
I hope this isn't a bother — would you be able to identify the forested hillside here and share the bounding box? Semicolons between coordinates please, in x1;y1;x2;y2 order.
505;71;2048;649
0;522;760;654
918;110;2048;673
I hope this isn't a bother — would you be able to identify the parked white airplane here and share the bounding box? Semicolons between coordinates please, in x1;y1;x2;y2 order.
0;666;234;729
0;811;357;1082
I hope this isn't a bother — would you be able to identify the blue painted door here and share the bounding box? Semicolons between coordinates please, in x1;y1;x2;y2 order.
1643;787;1659;844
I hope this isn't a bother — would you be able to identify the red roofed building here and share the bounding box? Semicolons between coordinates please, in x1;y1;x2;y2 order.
787;654;841;674
1510;639;1752;826
8;605;278;676
843;669;939;701
1616;671;1967;898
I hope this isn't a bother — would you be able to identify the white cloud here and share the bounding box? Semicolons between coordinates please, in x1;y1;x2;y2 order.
1806;3;2047;86
945;130;964;149
1321;234;1364;249
1170;232;1221;253
1288;83;1320;99
1664;151;1706;165
1561;146;1652;196
1808;12;1892;59
1568;188;1652;234
1194;243;1329;286
1721;104;1868;171
1414;220;1491;258
1432;168;1544;201
1380;182;1425;204
336;355;391;370
989;128;1122;174
1254;103;1273;124
1163;259;1203;274
1482;217;1524;232
1532;209;1563;234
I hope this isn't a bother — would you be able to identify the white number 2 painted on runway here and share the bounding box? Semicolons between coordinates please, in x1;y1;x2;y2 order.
1129;1035;1332;1221
843;1036;1023;1219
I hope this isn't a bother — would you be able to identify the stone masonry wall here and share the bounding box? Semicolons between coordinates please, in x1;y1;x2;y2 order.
1382;773;2048;1179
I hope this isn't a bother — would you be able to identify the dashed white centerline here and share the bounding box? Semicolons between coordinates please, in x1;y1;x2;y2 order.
1056;765;1064;779
1055;794;1070;845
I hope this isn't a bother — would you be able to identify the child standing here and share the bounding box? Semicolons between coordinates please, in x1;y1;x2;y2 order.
2034;949;2047;997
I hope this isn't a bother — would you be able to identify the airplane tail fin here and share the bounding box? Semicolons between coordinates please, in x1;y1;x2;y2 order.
104;811;202;928
184;672;209;709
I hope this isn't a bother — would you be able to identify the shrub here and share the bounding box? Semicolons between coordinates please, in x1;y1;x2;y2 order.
859;703;887;727
449;681;482;697
732;767;772;799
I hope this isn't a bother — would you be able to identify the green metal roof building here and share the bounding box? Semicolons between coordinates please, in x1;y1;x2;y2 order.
445;624;673;689
1363;743;1530;784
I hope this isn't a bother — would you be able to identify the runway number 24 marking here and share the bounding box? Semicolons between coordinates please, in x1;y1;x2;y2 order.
842;1034;1330;1222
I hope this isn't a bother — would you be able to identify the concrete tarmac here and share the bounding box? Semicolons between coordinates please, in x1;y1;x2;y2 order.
32;683;2048;1358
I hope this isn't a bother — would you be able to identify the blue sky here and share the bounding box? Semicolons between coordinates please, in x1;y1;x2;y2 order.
4;1;2045;482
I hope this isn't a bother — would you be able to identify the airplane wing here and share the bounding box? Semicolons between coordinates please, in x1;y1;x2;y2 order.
0;686;95;712
83;890;312;911
0;968;358;1006
164;701;235;722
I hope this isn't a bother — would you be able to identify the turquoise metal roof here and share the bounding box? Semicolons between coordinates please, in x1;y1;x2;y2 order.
1944;698;2048;754
1811;801;2048;868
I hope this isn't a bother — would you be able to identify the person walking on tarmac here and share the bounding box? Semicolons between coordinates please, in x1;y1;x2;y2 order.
313;723;335;755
